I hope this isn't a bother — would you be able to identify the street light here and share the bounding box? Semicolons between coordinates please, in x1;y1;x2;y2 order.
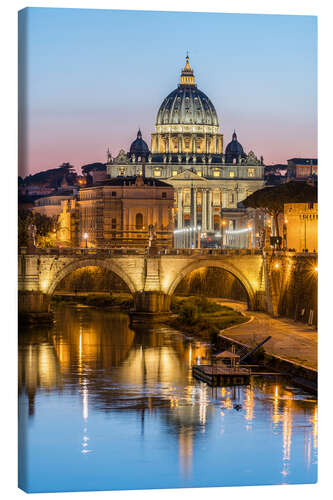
83;232;88;248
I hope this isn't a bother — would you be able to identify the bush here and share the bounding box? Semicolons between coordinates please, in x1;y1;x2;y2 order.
178;302;201;325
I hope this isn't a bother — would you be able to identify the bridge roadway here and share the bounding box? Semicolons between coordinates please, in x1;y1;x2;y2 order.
18;247;317;315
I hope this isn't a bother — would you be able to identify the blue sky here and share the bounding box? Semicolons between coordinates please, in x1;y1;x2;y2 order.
19;8;317;174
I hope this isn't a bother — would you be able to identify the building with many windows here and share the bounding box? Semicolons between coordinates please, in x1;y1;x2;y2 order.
57;175;174;249
106;56;265;247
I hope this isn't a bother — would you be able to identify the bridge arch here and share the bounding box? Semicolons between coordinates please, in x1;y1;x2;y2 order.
45;258;137;296
166;259;256;309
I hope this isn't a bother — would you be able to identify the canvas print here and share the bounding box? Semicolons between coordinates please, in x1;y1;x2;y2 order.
18;7;318;493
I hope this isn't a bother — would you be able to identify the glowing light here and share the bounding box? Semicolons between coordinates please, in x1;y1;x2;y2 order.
82;379;88;420
41;279;49;292
226;227;252;235
83;232;88;240
314;266;318;272
244;386;254;422
274;263;280;269
272;385;280;425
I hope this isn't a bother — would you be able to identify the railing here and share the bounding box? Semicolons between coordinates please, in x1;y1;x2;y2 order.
159;248;263;256
19;246;317;258
19;247;146;256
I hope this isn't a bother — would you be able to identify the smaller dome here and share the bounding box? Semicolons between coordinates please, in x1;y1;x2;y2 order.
129;130;150;159
225;131;246;163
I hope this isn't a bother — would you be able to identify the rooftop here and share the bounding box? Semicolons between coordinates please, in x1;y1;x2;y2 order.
84;176;173;189
288;158;318;165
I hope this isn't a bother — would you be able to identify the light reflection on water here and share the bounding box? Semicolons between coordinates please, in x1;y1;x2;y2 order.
18;304;317;493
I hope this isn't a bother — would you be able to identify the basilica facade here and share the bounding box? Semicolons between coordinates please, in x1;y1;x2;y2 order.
107;56;265;247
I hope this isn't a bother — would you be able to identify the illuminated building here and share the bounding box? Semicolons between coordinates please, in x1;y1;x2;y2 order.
284;203;318;252
58;174;174;248
287;158;318;182
106;56;265;247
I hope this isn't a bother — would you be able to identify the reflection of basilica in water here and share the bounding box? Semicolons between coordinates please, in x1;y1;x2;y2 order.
19;305;317;479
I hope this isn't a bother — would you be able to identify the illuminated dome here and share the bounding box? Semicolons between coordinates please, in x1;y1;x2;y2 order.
155;56;219;128
151;56;223;156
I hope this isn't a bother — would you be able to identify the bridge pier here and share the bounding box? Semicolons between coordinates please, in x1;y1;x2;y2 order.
133;292;171;313
18;291;53;324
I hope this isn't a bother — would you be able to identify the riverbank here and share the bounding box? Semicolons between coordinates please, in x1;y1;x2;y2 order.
214;300;317;391
164;296;249;339
52;291;133;310
216;300;317;371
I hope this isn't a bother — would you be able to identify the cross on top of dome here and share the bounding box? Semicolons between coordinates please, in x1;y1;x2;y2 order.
180;54;196;86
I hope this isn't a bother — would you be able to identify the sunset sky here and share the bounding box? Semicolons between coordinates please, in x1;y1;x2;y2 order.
18;8;317;176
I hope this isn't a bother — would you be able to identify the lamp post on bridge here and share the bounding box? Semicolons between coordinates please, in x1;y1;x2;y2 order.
83;232;88;249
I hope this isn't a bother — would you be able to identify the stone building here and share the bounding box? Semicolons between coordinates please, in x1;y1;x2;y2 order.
287;158;318;182
58;175;174;249
32;189;77;217
106;56;265;247
284;203;318;252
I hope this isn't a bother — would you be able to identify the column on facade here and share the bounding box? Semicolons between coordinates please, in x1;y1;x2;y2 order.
177;188;183;229
178;134;182;154
202;189;207;232
192;135;196;154
193;187;197;228
207;189;213;232
222;189;228;209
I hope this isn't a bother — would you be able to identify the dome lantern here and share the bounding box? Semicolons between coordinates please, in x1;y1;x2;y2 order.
180;54;196;87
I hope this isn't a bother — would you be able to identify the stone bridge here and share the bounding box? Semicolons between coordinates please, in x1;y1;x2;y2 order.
18;248;317;317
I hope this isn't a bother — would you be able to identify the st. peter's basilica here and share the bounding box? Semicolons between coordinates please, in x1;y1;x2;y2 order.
106;56;265;247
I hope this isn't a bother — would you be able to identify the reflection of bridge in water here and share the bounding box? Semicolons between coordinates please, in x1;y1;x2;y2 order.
19;304;318;479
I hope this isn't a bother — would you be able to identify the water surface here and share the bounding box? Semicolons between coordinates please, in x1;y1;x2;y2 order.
18;304;317;492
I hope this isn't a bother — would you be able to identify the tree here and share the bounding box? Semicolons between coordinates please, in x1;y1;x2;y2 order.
21;162;77;188
18;209;58;247
242;182;317;237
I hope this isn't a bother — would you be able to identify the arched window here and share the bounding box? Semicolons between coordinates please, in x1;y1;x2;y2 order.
136;213;143;230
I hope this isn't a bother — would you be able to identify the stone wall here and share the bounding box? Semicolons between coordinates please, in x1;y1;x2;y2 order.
264;252;317;324
278;255;317;325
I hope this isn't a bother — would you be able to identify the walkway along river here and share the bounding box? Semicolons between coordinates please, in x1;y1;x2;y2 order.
18;303;317;493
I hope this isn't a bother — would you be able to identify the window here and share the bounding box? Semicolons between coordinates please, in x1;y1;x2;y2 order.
136;213;143;230
230;193;235;203
111;191;116;197
213;170;221;177
248;168;255;177
154;169;161;177
229;171;235;178
111;218;116;229
162;192;167;198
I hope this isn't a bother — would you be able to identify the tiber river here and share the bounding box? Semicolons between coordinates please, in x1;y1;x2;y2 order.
18;304;317;493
